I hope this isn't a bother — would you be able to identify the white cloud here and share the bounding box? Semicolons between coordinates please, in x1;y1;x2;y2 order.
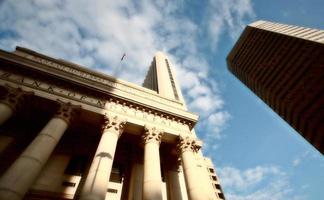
218;165;306;200
208;0;255;48
292;150;321;167
292;158;302;167
219;165;282;190
208;112;230;127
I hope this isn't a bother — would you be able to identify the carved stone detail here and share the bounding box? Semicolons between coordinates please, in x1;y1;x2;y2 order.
0;86;33;112
142;125;164;145
102;114;126;137
177;135;201;153
54;101;81;125
0;69;197;131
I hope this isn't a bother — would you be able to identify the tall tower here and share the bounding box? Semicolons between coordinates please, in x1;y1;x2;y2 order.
143;52;186;108
143;51;225;199
227;20;324;154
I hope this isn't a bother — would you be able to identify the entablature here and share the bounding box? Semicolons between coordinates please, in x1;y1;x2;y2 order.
0;48;199;133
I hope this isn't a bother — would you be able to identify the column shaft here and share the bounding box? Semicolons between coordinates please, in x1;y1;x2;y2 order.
127;162;143;200
142;125;164;200
0;117;68;200
167;170;183;200
143;142;163;200
31;154;71;192
80;114;125;200
178;136;209;200
80;130;118;200
181;151;204;200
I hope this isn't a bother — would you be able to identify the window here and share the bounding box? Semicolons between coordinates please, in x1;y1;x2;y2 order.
107;188;118;193
109;164;123;183
62;181;76;187
218;192;225;199
165;59;179;100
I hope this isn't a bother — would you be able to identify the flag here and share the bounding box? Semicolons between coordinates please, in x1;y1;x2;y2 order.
121;53;126;61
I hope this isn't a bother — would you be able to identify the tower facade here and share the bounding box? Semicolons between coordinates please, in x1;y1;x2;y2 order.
143;52;186;106
227;20;324;154
0;47;225;199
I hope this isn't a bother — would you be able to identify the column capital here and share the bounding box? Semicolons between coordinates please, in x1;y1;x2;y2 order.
177;135;201;153
142;125;164;145
0;86;33;112
54;100;81;125
102;114;126;137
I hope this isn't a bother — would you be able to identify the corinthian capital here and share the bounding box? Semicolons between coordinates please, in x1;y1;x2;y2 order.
142;125;164;145
177;135;201;153
0;86;33;111
102;114;126;137
54;101;81;125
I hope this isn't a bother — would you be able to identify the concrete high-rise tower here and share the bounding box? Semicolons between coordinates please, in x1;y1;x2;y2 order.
143;52;186;107
0;47;225;199
227;20;324;154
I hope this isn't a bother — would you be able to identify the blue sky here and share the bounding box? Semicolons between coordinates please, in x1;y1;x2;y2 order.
0;0;323;199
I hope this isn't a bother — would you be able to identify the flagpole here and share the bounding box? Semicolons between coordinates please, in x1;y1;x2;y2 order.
113;53;126;77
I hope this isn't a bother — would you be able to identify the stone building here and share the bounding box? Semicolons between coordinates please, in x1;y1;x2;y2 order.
0;47;225;200
227;20;324;154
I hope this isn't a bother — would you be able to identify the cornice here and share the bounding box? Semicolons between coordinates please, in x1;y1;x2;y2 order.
14;47;183;106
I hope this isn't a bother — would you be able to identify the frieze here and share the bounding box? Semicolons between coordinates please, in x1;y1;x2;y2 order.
0;69;190;132
20;53;183;108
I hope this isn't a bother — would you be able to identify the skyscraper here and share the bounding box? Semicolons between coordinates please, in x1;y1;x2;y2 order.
227;20;324;154
0;47;225;199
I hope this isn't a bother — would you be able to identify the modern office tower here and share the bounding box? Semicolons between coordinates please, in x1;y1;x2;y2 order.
0;47;225;200
227;20;324;154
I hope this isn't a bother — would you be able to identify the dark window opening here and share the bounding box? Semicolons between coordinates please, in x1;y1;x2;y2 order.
215;184;221;189
165;59;180;100
107;188;118;193
109;164;123;183
218;192;225;199
62;181;76;187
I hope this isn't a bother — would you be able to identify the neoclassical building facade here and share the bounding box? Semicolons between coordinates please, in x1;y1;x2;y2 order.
0;47;225;200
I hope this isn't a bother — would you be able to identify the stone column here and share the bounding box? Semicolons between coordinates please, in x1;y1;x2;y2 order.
127;161;143;200
127;148;143;200
178;135;208;200
31;154;71;192
166;158;183;200
0;86;32;125
80;115;126;200
0;101;79;200
142;125;164;200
